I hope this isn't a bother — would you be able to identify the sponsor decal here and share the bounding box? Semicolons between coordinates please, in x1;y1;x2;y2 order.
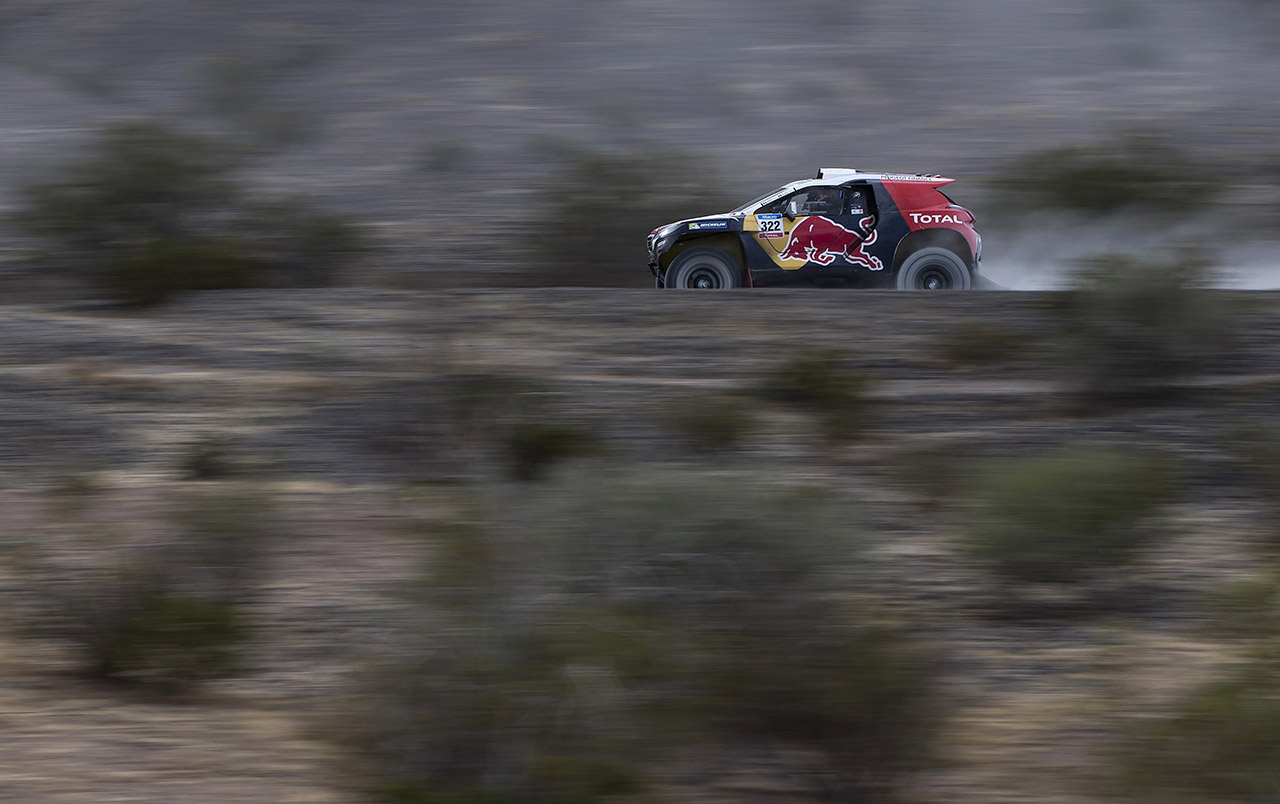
880;173;946;182
688;220;729;231
777;215;884;271
755;213;784;239
909;212;966;225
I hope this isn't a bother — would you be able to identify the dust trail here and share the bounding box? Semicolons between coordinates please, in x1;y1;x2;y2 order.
975;217;1280;290
1215;242;1280;289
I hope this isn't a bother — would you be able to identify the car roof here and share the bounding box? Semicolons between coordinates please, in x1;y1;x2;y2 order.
815;167;955;186
732;170;957;215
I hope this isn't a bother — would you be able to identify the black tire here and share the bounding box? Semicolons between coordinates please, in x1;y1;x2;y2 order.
895;247;972;290
664;247;741;290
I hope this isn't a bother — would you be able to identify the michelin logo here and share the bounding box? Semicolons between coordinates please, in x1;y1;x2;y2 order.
688;220;729;231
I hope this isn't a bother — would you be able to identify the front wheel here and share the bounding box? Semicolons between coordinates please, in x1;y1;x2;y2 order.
896;247;972;290
664;248;742;290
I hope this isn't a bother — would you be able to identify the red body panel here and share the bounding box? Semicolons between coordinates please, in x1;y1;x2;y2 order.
882;179;980;259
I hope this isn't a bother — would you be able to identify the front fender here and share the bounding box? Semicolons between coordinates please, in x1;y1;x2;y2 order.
659;233;748;282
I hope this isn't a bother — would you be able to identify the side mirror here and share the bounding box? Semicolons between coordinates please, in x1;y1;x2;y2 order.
784;210;794;221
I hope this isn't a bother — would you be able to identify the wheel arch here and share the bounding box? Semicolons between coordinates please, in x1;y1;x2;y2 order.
660;234;747;283
892;228;975;275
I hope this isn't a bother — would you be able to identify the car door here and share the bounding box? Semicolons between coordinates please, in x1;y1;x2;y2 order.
742;184;880;285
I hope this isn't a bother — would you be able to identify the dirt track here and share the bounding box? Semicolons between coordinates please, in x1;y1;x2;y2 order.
2;288;1280;803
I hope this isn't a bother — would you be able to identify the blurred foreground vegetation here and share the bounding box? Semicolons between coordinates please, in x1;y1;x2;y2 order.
2;247;1279;803
363;471;937;804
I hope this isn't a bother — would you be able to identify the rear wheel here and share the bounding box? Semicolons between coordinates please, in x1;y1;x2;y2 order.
896;247;972;290
664;248;741;290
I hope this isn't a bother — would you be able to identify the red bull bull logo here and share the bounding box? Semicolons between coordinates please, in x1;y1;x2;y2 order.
777;215;884;271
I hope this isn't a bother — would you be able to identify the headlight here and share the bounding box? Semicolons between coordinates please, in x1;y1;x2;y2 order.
649;225;677;255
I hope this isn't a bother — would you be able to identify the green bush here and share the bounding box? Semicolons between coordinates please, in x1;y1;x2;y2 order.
44;487;271;689
180;436;239;480
989;137;1222;216
109;237;260;305
82;581;244;687
1117;570;1280;801
360;470;938;803
1226;427;1280;537
233;198;366;287
885;444;966;509
505;422;598;481
195;43;335;147
14;120;366;302
527;140;734;287
964;446;1174;586
1053;251;1235;406
752;351;872;440
938;321;1027;366
662;393;755;454
374;370;601;482
1122;664;1280;803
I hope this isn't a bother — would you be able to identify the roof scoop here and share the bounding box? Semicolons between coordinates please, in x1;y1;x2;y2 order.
816;167;860;180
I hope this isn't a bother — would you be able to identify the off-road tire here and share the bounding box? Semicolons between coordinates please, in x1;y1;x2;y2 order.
896;247;972;290
665;248;742;290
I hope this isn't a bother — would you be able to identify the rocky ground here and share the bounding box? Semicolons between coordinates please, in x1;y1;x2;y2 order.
0;288;1278;802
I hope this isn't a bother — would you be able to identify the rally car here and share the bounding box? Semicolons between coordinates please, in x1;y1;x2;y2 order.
648;168;981;290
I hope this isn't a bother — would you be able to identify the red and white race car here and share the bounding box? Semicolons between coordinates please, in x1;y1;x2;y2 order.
649;168;982;290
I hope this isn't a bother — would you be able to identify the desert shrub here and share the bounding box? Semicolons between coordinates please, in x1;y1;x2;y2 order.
1203;575;1280;643
81;580;244;687
752;351;872;440
108;237;260;304
505;422;599;481
989;137;1221;216
232;198;366;287
1121;657;1280;802
1117;569;1280;801
1226;427;1280;537
180;436;239;480
938;321;1026;366
341;370;602;482
360;470;938;804
42;487;271;689
662;393;755;453
964;446;1174;586
179;435;278;481
13;120;366;302
1052;250;1235;406
391;371;592;481
885;443;966;509
195;43;335;146
527;140;734;287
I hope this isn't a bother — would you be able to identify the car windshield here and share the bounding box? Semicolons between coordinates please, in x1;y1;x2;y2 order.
729;184;795;215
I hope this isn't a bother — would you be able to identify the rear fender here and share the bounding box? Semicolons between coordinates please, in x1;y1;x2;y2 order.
892;228;975;273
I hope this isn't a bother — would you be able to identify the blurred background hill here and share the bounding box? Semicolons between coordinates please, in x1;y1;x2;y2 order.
2;0;1280;289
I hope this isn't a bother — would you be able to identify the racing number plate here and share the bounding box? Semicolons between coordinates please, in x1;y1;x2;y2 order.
756;213;784;239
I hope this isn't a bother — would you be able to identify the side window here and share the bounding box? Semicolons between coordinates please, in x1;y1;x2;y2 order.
762;186;845;217
847;187;868;216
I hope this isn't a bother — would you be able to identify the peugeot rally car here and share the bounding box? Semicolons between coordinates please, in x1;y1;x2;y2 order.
648;168;981;290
